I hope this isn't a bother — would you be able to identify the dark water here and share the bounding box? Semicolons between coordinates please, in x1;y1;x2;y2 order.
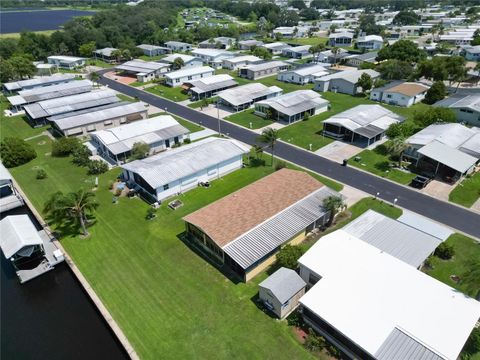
0;207;129;360
0;9;95;33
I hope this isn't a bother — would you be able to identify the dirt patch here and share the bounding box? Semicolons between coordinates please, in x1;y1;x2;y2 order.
293;327;307;344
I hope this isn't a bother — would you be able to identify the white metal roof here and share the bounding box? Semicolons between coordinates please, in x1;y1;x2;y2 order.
48;55;85;62
191;49;233;58
164;66;214;80
244;61;287;72
397;211;453;241
342;210;442;268
417;140;477;174
92;115;188;155
137;44;168;51
262;42;288;49
0;215;43;259
223;55;261;64
161;54;197;63
299;230;480;360
3;73;75;92
218;83;282;107
329;31;354;38
187;74;237;93
23;89;119;119
324;104;403;133
121;137;249;188
116;59;169;74
256;90;329;117
94;47;118;56
357;35;384;42
285;64;331;77
315;69;379;83
51;102;147;130
259;267;306;304
0;162;13;181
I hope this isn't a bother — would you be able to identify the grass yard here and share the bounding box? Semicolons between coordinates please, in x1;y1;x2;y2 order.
187;96;219;109
146;84;190;102
116;93;136;102
449;172;480;208
224;109;273;129
425;233;480;298
130;80;157;87
349;144;417;185
7;136;318;360
257;75;314;93
138;54;166;61
287;37;329;46
86;59;114;68
277;93;374;151
215;69;252;85
1;97;47;140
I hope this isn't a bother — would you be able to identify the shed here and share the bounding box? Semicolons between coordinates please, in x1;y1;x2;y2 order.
259;267;306;319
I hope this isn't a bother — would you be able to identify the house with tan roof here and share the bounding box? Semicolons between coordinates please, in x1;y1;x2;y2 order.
183;169;341;282
370;81;430;107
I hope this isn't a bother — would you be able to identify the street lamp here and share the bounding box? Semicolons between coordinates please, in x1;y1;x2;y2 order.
375;192;380;199
216;99;221;136
393;198;398;207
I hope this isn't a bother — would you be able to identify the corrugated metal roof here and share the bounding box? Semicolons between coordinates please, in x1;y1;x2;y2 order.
0;215;43;259
223;187;338;269
256;90;329;117
417;140;477;174
0;162;13;181
397;211;453;241
23;90;119;119
259;267;306;304
3;73;75;92
188;74;237;93
9;80;93;105
245;61;288;72
161;53;197;63
116;59;169;74
94;47;117;56
50;102;147;130
121;137;249;188
316;69;379;83
218;83;282;106
92;115;189;155
375;328;445;360
165;66;214;80
343;210;441;268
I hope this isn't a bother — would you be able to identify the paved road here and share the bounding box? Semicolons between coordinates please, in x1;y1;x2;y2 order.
99;75;480;238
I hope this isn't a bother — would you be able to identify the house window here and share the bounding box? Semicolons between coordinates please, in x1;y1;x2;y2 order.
386;94;392;98
188;76;192;80
175;78;180;83
163;184;169;191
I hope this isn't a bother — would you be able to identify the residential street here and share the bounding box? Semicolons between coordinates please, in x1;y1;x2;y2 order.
99;74;480;239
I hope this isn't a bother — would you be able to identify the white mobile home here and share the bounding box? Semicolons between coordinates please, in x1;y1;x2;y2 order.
356;35;384;50
277;64;330;85
160;54;203;68
164;66;214;87
121;137;249;202
164;41;193;52
314;69;380;95
218;83;283;111
2;73;76;94
222;55;262;70
116;59;170;83
90;115;189;164
191;49;235;69
370;82;429;107
239;61;290;80
47;56;86;69
434;94;480;127
136;44;171;57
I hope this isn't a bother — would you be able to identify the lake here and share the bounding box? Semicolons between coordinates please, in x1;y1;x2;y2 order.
0;9;95;34
0;206;129;360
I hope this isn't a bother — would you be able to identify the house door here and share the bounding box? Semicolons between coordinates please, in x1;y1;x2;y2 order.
165;139;170;148
174;136;179;144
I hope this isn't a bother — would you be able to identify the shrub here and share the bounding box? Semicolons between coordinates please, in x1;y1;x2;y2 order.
414;107;456;127
87;160;108;175
51;137;81;157
0;137;37;168
146;207;157;220
424;81;447;104
36;169;47;179
276;245;304;269
108;181;114;190
183;138;191;144
274;160;287;171
462;327;480;356
286;310;304;327
434;242;455;260
130;142;150;160
114;188;122;196
304;328;325;352
72;145;91;166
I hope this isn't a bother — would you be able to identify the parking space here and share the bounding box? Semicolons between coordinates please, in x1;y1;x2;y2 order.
420;180;455;202
315;141;363;164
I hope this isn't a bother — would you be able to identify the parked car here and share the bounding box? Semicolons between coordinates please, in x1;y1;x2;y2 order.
410;175;432;189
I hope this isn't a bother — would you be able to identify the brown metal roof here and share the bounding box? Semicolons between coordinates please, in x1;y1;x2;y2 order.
386;82;429;97
183;169;324;248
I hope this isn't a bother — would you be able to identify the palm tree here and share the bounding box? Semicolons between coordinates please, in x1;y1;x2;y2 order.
111;49;123;63
331;46;340;66
309;43;326;63
44;190;99;236
89;72;100;87
386;137;408;168
257;127;279;166
322;195;345;227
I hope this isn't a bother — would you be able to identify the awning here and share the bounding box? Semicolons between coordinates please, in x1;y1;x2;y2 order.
0;215;43;259
417;140;477;174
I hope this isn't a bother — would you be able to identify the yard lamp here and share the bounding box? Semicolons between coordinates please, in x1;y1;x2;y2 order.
249;122;252;129
393;198;398;206
217;99;221;136
309;143;312;151
375;192;380;199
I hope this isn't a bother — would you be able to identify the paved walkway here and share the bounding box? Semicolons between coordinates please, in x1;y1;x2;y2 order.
471;198;480;213
253;121;286;134
189;128;217;141
340;185;369;207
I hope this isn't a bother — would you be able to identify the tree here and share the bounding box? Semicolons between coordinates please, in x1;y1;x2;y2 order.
257;127;279;166
51;137;81;157
277;9;299;27
377;40;426;63
0;58;15;83
386;137;408;167
424;81;447;104
79;41;96;57
44;190;98;236
131;142;150;160
304;328;326;352
111;49;123;63
434;242;455;260
0;137;37;168
252;46;272;60
72;145;91;167
308;42;326;62
376;60;414;80
276;245;304;269
89;72;100;87
300;8;320;21
172;57;184;70
356;72;373;93
322;195;345;227
386;122;416;139
290;0;306;10
8;55;36;79
331;46;340;65
87;159;108;175
393;10;421;25
414;107;456;127
358;14;385;35
460;259;480;300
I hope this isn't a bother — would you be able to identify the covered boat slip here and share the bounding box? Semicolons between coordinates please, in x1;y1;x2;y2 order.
0;214;65;284
0;163;24;213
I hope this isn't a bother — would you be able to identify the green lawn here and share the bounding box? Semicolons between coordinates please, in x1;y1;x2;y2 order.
117;93;136;102
86;59;115;68
257;75;314;93
425;233;480;298
130;80;156;87
215;69;251;85
277;93;374;151
224;109;273;129
146;84;190;102
449;172;480;208
188;96;219;109
138;54;166;61
287;37;328;46
349;144;417;185
0;97;47;140
7;136;316;360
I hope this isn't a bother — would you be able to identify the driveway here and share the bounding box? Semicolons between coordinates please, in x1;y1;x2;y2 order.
97;73;480;239
315;141;363;164
196;104;234;119
420;180;455;202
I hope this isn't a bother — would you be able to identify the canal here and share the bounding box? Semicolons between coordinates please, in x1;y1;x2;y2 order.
1;207;129;360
